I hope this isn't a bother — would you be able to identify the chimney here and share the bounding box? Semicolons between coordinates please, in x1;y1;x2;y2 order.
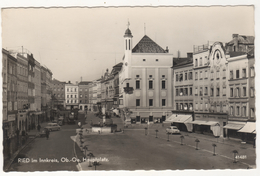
68;81;71;84
165;46;169;53
177;50;180;58
232;34;239;38
187;53;193;59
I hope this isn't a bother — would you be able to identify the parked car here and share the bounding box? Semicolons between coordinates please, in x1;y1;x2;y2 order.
39;129;47;137
166;126;180;134
44;123;61;131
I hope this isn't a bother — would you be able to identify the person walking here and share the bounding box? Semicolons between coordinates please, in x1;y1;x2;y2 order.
46;129;50;140
37;124;41;132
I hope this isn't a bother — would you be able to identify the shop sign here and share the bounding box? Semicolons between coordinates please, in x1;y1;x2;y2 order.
8;114;16;121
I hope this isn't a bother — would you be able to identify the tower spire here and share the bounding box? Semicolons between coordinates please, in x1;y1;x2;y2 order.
127;19;130;29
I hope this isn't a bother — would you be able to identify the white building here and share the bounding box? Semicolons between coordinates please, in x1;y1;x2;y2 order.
65;82;79;110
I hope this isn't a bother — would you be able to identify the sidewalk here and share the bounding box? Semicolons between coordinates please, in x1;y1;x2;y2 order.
3;121;49;172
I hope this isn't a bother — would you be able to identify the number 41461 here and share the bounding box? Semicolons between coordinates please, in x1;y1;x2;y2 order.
235;155;247;159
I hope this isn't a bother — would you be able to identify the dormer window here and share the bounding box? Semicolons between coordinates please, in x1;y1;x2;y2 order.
156;59;159;61
162;75;165;78
149;75;152;78
136;75;139;78
143;59;146;61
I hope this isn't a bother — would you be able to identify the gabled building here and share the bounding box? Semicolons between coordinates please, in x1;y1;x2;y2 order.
119;26;173;124
52;78;66;110
78;81;91;111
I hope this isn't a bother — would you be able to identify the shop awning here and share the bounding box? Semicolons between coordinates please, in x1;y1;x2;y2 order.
165;114;192;123
238;122;256;133
188;120;219;126
223;121;246;130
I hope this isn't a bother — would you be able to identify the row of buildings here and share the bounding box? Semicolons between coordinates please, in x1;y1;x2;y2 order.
2;49;53;159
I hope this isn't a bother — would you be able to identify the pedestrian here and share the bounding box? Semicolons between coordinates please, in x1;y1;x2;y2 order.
78;121;81;128
46;129;50;140
98;120;101;126
37;124;41;132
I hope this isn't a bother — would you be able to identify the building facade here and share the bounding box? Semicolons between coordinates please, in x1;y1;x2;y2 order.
119;27;173;124
78;81;91;111
65;82;79;110
52;78;66;110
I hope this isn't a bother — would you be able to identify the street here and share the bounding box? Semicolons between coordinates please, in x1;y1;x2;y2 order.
8;117;82;171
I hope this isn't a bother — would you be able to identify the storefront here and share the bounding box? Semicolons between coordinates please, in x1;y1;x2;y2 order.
188;120;221;137
223;121;246;140
238;122;256;143
165;114;193;132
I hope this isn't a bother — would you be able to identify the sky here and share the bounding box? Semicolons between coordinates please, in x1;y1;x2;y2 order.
2;6;254;83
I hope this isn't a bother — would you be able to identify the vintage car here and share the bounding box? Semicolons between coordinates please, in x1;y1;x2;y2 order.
166;126;180;134
44;123;61;131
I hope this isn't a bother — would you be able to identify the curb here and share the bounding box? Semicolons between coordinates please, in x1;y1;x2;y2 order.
4;134;38;172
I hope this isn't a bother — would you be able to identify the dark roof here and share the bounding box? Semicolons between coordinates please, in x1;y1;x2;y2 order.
172;57;193;67
227;35;255;45
124;28;133;37
228;51;246;57
78;81;92;85
132;35;167;53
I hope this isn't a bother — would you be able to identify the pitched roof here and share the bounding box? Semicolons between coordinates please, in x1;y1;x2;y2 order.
227;35;255;45
132;35;167;53
228;51;246;57
78;81;92;85
172;57;193;67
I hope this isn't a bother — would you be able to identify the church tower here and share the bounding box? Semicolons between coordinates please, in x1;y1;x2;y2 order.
123;23;133;79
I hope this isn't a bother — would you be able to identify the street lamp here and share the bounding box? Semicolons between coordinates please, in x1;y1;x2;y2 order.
87;153;94;167
180;135;184;145
144;127;147;135
232;150;238;163
93;161;100;170
212;144;217;156
195;139;200;150
155;130;158;138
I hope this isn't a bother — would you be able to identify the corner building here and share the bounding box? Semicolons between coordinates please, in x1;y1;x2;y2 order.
119;27;173;124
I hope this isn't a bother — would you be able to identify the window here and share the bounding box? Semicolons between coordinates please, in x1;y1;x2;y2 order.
200;103;203;110
216;88;220;96
162;75;165;78
162;99;166;106
71;100;73;103
67;100;69;103
242;106;246;116
80;100;82;103
199;72;203;79
236;87;240;97
136;75;139;78
143;59;146;61
176;74;178;81
230;71;233;79
176;103;179;110
243;87;246;96
211;71;214;79
236;106;240;116
210;88;214;97
251;108;255;118
136;80;140;89
189;72;193;80
199;57;202;66
236;70;239;79
119;99;123;105
180;88;183;96
223;87;226;96
176;89;179;96
230;88;233;97
189;103;193;110
184;88;188;96
149;81;153;89
250;67;254;77
179;74;183;81
156;59;159;62
223;105;226;112
190;87;192;95
149;99;153;106
217;105;220;112
75;95;77;98
71;95;73;98
242;69;246;78
223;70;226;78
205;71;208;78
230;106;234;115
195;103;198;110
80;89;82;92
205;103;208;110
204;87;208;95
250;87;254;97
195;72;198;80
136;99;140;106
67;95;69;98
185;73;187;80
180;103;183;110
149;75;152;78
200;87;203;96
195;59;198;67
195;87;198;95
162;80;166;89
